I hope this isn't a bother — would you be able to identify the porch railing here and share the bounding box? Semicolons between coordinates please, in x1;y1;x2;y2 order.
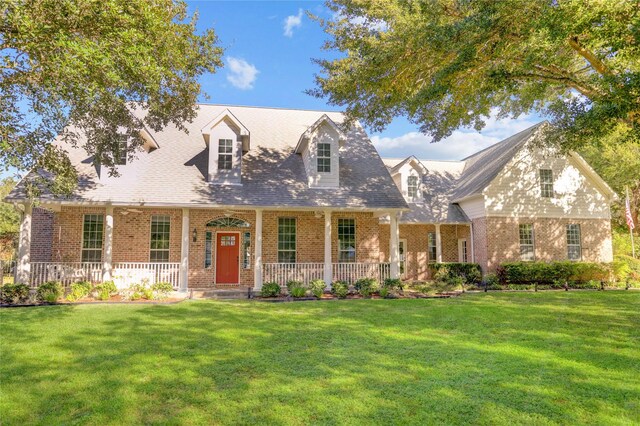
263;263;324;286
262;262;391;286
1;260;16;285
333;262;391;284
112;262;180;289
30;262;103;287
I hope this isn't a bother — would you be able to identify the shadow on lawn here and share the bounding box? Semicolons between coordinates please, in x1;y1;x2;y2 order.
1;293;639;424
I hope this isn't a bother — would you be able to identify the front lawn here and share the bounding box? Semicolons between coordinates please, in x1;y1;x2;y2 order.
1;292;639;424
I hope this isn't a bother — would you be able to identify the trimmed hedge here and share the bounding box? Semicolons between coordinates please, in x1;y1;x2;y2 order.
496;261;611;285
429;263;482;284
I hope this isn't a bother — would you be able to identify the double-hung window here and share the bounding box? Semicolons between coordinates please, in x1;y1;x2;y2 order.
317;143;331;173
81;214;104;262
427;232;437;262
278;218;296;263
519;224;535;261
218;139;233;170
566;224;582;260
150;215;171;262
115;135;128;166
338;218;356;263
407;175;418;199
540;169;554;198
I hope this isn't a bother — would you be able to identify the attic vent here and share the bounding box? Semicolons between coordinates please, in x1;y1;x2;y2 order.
206;217;250;228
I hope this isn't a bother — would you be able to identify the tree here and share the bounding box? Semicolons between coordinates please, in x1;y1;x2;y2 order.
0;178;20;261
1;0;222;194
312;0;640;151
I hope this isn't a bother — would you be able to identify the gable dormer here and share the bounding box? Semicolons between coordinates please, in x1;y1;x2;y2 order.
295;114;346;188
201;109;250;185
389;156;426;203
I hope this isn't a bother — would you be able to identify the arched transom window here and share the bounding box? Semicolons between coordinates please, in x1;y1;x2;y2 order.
206;217;250;228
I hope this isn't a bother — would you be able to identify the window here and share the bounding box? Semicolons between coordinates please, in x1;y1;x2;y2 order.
114;135;128;166
81;214;104;262
278;218;296;263
407;175;418;199
338;218;356;263
540;169;554;198
150;215;170;262
519;224;535;261
242;232;251;269
458;239;468;263
317;142;331;173
205;231;213;268
428;232;437;262
399;239;406;275
567;224;582;260
206;217;250;228
218;139;233;170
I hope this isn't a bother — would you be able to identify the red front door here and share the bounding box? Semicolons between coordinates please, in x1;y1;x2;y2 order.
216;233;239;284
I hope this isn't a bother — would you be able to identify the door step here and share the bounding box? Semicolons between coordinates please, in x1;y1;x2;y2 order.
190;288;251;300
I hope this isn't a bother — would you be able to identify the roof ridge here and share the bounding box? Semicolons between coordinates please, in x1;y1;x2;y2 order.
461;121;545;161
195;103;343;114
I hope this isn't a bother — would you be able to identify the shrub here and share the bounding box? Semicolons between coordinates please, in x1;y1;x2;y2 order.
309;279;326;299
354;278;379;297
290;286;307;298
483;273;501;290
66;281;92;302
261;282;281;298
379;287;390;298
498;261;613;285
614;255;640;283
37;281;63;303
286;280;304;291
331;281;349;299
142;288;154;300
93;280;118;300
383;278;404;291
151;282;174;299
0;283;31;304
429;263;482;284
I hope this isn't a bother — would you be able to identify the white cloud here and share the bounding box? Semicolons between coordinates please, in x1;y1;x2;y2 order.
283;9;303;37
332;11;388;32
225;57;259;90
371;113;540;160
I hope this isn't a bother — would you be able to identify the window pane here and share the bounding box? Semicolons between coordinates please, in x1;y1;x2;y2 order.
519;224;535;261
317;143;331;173
567;224;581;260
218;139;233;170
428;232;437;262
205;232;212;268
338;218;356;263
408;176;418;198
243;232;251;269
278;218;296;263
81;214;104;262
540;169;554;198
150;215;170;263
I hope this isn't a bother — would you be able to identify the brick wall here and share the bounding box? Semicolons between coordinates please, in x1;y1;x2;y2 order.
31;207;54;262
52;206;106;262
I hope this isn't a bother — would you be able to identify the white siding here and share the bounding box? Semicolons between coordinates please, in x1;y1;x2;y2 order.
392;162;423;202
484;144;611;219
459;196;486;219
207;119;242;185
303;122;340;188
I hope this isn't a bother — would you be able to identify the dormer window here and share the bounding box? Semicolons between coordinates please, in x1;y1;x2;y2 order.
218;139;233;170
317;143;331;173
115;135;128;166
407;176;418;198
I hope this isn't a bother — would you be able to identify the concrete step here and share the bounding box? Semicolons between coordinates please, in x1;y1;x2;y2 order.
190;288;251;300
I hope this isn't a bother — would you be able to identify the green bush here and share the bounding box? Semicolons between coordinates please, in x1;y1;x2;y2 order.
0;283;31;304
354;278;379;298
37;281;63;303
261;282;281;298
483;273;501;290
331;281;349;299
379;287;390;298
309;279;326;299
66;281;92;302
497;261;613;285
286;280;304;291
94;280;118;297
290;286;307;298
383;278;404;290
614;255;640;283
429;263;482;284
151;282;174;299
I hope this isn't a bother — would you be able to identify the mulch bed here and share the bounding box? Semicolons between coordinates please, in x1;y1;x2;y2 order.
254;291;461;302
1;295;186;308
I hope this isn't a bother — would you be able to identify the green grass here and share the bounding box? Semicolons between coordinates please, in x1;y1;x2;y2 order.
1;293;639;425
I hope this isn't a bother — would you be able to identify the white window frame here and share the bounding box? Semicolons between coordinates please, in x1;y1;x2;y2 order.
81;214;104;263
566;224;582;261
218;139;233;170
407;175;419;199
539;169;554;198
277;217;297;263
399;238;407;277
428;232;437;262
317;142;331;173
458;238;468;263
338;218;356;263
519;224;535;261
150;215;171;263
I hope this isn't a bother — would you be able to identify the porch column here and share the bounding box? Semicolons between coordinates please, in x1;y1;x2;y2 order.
469;223;475;263
254;209;263;291
435;224;442;263
102;205;114;281
180;208;189;291
16;203;32;284
390;212;400;279
324;210;332;289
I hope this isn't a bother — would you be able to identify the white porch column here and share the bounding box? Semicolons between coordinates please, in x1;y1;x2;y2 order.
16;203;32;284
389;212;400;279
435;224;443;263
102;205;114;281
180;208;190;291
469;223;475;263
324;210;332;289
254;209;263;291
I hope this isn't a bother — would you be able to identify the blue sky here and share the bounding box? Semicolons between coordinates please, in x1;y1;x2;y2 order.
188;0;542;161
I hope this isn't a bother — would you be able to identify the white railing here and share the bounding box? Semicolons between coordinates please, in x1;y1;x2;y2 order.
333;262;391;284
30;262;103;287
112;262;181;289
262;262;391;286
263;263;324;286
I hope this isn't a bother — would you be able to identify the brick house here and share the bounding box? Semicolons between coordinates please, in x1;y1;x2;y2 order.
7;106;616;289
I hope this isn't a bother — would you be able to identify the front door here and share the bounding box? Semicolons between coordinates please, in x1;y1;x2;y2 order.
216;233;239;284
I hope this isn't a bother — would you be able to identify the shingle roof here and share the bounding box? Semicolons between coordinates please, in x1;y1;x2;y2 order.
8;105;408;211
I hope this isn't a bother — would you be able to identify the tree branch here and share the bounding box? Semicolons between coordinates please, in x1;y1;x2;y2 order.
567;36;613;76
